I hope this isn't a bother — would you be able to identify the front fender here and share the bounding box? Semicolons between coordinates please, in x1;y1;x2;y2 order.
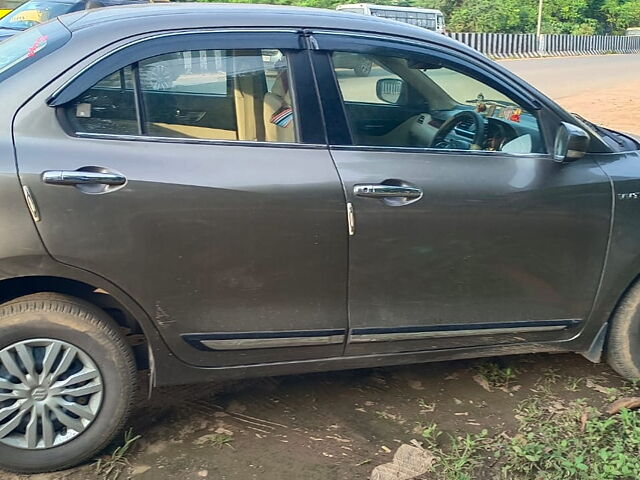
588;149;640;347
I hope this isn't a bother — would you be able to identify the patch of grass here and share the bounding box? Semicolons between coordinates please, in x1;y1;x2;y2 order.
413;394;640;479
420;423;492;480
209;433;234;449
475;360;518;390
499;400;640;479
533;368;564;395
565;377;584;392
95;428;141;480
420;422;442;448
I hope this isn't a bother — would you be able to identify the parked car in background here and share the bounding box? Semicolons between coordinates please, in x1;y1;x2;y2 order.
0;3;640;474
0;0;22;18
336;3;446;33
0;0;167;42
626;27;640;36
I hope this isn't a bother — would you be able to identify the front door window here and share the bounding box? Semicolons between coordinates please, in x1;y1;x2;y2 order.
331;51;545;154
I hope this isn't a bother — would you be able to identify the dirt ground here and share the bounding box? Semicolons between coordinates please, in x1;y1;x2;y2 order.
2;354;632;480
556;82;640;135
501;54;640;136
2;57;640;480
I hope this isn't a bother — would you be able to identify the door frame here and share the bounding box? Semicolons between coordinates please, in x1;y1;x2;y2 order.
49;28;327;146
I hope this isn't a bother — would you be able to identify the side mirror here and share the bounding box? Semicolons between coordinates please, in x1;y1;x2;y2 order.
376;78;404;104
553;122;590;162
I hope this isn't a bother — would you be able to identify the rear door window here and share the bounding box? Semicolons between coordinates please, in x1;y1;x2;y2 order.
69;66;138;135
64;48;298;143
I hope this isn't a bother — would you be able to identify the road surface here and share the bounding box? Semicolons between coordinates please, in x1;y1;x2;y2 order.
500;54;640;134
499;54;640;100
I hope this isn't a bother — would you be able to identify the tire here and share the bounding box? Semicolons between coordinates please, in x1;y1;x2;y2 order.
353;60;372;77
607;281;640;379
0;293;137;473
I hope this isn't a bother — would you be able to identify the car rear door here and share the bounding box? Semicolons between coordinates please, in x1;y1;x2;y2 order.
14;30;349;367
311;31;612;356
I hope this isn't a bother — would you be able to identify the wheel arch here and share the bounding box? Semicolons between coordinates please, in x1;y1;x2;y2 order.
0;255;175;385
581;266;640;364
0;274;151;367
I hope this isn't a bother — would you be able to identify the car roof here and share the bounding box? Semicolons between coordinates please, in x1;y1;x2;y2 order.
58;3;465;51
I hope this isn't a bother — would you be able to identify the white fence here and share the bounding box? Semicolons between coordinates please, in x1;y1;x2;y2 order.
447;32;640;58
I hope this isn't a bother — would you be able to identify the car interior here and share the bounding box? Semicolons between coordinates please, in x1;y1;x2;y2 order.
66;49;297;143
332;53;546;154
66;48;543;154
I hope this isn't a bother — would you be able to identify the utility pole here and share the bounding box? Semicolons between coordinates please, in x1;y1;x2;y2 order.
536;0;543;36
536;0;544;53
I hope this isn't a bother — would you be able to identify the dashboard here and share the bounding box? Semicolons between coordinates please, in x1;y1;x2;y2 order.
410;104;543;153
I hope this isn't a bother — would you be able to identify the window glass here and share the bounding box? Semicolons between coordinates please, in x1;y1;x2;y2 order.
66;66;138;136
139;49;295;142
0;0;74;30
0;22;70;82
333;54;400;104
65;49;297;143
331;51;545;154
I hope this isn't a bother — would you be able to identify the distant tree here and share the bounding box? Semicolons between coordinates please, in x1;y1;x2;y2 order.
447;0;535;32
195;0;640;33
602;0;640;32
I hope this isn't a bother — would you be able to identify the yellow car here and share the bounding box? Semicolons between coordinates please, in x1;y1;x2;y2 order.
0;0;169;42
0;0;18;18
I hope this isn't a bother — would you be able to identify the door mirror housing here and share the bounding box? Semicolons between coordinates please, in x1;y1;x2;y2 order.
376;78;404;104
553;122;590;162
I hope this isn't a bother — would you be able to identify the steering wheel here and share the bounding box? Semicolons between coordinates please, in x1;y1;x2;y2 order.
431;110;485;150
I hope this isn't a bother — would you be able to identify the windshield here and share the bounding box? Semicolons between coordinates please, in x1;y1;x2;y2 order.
0;0;74;30
0;21;70;81
423;67;515;106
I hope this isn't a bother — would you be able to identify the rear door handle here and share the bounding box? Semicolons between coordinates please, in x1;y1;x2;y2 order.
354;184;422;199
42;170;126;186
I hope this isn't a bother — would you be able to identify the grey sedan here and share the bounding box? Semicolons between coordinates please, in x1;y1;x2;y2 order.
0;3;639;472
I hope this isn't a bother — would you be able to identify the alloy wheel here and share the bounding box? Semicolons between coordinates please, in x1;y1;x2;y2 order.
0;339;103;449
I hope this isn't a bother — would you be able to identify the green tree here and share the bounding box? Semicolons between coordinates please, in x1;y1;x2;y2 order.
447;0;535;32
602;0;640;32
195;0;640;33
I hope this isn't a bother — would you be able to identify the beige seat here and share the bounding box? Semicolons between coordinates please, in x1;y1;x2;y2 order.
232;50;266;142
263;72;295;143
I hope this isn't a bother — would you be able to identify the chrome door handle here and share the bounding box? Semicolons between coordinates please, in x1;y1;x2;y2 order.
42;170;126;186
354;184;422;199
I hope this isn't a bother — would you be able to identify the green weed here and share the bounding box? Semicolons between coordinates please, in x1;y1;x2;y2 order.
94;428;141;480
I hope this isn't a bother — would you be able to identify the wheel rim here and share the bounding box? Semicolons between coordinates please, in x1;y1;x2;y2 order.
0;339;104;449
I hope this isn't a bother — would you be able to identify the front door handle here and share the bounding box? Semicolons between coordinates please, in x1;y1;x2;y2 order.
42;170;126;186
354;184;422;199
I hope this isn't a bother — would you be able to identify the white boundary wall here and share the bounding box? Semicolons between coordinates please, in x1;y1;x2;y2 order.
446;32;640;58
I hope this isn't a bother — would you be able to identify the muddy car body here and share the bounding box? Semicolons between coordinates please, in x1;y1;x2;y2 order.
0;3;639;472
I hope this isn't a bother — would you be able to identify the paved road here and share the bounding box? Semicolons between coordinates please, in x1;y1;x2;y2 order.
498;54;640;100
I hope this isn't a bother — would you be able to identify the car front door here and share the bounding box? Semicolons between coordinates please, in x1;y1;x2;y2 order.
14;30;349;367
311;32;612;356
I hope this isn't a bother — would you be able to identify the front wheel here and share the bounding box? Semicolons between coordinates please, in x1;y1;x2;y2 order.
0;293;137;473
607;281;640;379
